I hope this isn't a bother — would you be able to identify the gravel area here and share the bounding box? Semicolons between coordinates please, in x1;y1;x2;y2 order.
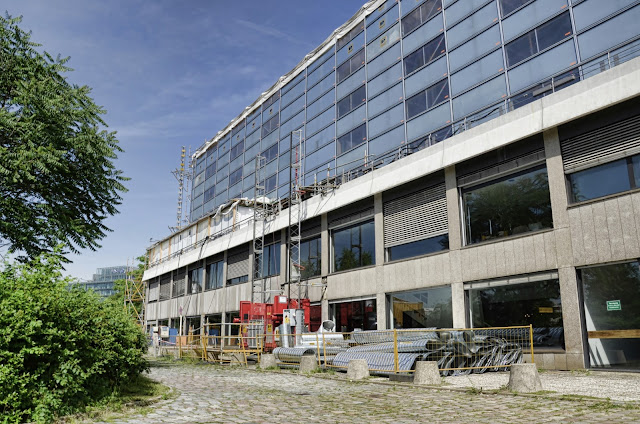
443;370;640;401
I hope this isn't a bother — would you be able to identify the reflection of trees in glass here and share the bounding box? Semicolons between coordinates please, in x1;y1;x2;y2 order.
582;262;640;331
464;168;552;243
333;221;375;272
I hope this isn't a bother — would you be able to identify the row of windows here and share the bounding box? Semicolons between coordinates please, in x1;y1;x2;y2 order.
192;2;637;222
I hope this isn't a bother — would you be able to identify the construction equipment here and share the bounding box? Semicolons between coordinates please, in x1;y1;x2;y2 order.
237;295;310;351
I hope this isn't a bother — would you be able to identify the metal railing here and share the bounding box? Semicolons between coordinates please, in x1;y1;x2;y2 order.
155;325;534;376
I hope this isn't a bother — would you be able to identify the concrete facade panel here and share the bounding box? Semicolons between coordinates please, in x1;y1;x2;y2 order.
604;198;626;260
592;202;613;263
617;194;640;258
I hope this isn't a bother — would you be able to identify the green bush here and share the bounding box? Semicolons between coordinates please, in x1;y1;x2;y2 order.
0;252;149;423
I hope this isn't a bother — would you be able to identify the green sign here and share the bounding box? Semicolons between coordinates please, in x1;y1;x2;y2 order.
606;300;621;311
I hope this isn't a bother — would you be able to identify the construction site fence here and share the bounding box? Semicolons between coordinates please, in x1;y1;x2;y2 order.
154;325;534;376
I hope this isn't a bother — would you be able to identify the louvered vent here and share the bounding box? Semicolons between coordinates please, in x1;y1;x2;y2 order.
457;150;546;187
148;281;159;302
561;114;640;173
227;251;249;279
383;183;447;248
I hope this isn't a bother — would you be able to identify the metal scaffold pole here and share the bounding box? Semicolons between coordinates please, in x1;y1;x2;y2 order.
288;129;305;304
252;154;267;304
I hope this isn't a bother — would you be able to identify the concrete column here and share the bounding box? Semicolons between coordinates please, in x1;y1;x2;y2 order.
544;128;584;367
320;213;329;275
220;250;228;341
374;192;385;265
373;193;387;330
444;166;462;251
321;298;329;322
451;282;466;328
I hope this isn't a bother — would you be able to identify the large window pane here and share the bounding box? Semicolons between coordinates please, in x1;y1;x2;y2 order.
463;165;552;244
206;260;224;290
388;234;449;261
332;299;377;332
333;220;375;272
469;279;565;349
580;262;640;369
391;286;452;329
577;4;640;60
300;236;321;279
569;159;632;203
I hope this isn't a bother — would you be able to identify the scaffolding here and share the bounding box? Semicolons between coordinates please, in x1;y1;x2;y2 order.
288;129;304;304
124;260;145;327
251;154;279;304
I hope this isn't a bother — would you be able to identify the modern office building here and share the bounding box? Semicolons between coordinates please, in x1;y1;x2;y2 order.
73;266;129;299
143;0;640;370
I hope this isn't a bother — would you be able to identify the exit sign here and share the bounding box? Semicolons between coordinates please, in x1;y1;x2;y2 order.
606;300;621;311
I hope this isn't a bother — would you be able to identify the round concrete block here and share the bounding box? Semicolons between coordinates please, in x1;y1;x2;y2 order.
508;363;543;393
299;355;318;374
347;359;370;380
260;353;277;369
413;361;441;385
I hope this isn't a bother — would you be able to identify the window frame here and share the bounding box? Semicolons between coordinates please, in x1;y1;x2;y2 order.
331;218;376;273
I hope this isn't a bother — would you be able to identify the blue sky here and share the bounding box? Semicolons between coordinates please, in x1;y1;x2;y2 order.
5;0;365;281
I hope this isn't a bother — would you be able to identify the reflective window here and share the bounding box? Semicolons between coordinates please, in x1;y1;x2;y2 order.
576;4;640;60
230;140;244;160
337;21;365;50
300;236;321;279
332;220;375;272
262;143;278;163
259;242;281;277
367;23;401;60
402;0;442;35
337;49;365;83
337;85;366;118
568;158;634;203
337;123;367;155
265;174;277;193
405;78;449;119
404;34;446;75
462;165;552;244
391;286;452;328
388;234;449;261
261;114;280;137
204;186;215;203
469;278;565;349
505;12;572;67
332;299;377;332
580;262;640;370
228;167;242;186
499;0;531;17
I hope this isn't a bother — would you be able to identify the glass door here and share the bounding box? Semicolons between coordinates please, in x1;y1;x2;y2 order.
580;262;640;370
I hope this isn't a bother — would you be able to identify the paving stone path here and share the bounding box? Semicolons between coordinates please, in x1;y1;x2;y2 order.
102;362;640;424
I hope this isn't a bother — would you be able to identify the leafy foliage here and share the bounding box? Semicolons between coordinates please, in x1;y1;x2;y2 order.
0;251;148;423
0;14;128;261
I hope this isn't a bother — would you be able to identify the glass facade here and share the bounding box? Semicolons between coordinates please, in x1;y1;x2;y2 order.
580;262;640;370
332;220;376;272
462;165;552;244
332;299;377;332
190;0;640;223
391;286;453;329
468;278;565;349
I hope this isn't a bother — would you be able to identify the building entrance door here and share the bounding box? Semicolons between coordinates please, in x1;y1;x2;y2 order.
580;262;640;370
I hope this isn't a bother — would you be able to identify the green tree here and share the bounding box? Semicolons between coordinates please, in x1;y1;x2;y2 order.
0;251;148;423
0;14;127;261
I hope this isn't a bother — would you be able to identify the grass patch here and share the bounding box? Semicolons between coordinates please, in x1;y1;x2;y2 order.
57;374;174;423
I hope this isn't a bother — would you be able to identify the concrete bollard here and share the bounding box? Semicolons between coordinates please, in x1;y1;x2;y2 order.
413;361;441;385
299;355;318;374
260;353;277;369
508;363;543;393
347;359;370;380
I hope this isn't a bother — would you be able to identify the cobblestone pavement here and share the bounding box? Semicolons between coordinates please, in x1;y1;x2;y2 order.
101;363;640;424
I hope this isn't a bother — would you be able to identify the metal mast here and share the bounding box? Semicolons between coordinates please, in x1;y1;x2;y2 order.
170;146;192;232
123;259;145;327
288;129;305;304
